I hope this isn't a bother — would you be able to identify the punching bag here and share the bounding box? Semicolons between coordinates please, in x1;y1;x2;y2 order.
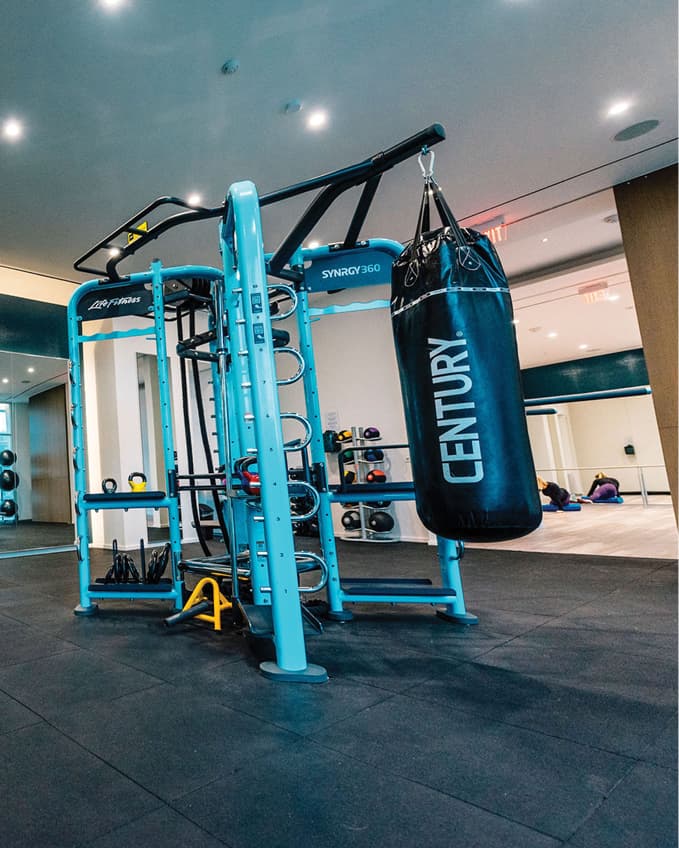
391;177;542;542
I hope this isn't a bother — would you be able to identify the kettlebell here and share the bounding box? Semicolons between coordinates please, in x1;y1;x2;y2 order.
128;472;147;493
234;457;261;495
102;478;118;494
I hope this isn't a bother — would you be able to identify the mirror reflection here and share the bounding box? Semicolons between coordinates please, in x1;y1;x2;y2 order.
0;350;74;555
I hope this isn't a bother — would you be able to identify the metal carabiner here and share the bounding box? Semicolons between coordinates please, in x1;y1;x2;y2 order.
418;146;435;180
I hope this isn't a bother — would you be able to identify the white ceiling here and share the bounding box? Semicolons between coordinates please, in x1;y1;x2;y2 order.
0;0;676;370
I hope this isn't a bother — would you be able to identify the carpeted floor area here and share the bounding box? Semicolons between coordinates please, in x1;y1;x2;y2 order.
0;541;675;847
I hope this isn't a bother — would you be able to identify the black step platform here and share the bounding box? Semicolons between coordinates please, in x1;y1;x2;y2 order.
330;482;415;496
340;579;455;598
83;491;167;504
89;578;174;592
236;601;322;639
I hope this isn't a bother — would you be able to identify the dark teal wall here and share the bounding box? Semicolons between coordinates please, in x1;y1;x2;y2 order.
521;349;648;400
0;294;68;359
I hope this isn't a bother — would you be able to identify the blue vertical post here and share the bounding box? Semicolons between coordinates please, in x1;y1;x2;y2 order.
68;298;96;615
436;537;478;624
293;276;349;620
222;181;327;682
151;260;184;609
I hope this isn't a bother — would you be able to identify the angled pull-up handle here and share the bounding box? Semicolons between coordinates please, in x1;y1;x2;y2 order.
73;124;446;281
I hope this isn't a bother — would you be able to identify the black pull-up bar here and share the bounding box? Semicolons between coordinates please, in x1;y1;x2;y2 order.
73;124;446;281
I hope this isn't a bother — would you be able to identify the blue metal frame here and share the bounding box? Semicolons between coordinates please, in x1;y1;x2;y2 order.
220;182;327;682
68;265;222;614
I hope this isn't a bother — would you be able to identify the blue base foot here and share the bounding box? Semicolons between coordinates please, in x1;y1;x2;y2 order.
260;661;328;683
74;603;99;617
326;609;353;622
436;609;479;625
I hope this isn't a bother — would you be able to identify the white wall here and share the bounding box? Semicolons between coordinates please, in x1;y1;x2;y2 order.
280;284;429;541
566;394;668;492
0;265;76;306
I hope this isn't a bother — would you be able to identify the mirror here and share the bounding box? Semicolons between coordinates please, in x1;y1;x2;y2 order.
0;350;74;556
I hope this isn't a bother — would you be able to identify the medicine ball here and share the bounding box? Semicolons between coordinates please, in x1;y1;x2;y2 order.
373;500;392;509
0;498;16;517
363;448;384;462
342;449;354;462
363;427;380;440
368;510;394;533
0;469;18;491
336;430;353;442
366;469;386;484
341;510;361;530
343;470;356;485
0;449;16;467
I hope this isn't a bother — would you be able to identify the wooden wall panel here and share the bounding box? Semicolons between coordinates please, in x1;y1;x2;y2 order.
614;165;678;520
28;384;71;523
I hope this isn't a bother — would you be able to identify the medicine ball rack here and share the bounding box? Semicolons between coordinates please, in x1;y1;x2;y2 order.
337;427;399;543
70;122;477;685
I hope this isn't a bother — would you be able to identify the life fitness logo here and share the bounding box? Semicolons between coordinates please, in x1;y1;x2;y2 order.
320;263;381;280
86;296;142;311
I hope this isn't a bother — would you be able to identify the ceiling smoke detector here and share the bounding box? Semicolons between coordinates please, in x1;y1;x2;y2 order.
221;59;240;75
283;100;302;114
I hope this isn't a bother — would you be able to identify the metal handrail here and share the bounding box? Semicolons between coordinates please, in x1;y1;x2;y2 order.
535;464;669;507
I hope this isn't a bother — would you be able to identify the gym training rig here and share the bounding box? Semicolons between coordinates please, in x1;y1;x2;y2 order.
69;124;477;684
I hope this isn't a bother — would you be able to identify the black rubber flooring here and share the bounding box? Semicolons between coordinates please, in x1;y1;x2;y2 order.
0;541;675;847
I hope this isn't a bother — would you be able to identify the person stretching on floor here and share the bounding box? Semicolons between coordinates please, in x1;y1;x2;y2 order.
580;472;620;502
537;476;571;509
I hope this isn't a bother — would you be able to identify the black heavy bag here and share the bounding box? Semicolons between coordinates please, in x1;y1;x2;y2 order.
391;179;541;541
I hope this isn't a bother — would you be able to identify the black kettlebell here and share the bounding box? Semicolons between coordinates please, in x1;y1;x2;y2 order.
102;478;118;494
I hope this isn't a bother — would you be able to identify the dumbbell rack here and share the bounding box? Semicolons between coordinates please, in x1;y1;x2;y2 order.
340;427;399;543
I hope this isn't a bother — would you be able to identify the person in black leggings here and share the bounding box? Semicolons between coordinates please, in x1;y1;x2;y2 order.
537;476;571;508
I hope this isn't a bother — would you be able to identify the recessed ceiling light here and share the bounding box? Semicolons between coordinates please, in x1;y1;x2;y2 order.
27;367;35;373
541;237;549;243
307;240;320;249
578;344;589;350
307;110;328;130
100;0;126;10
607;293;621;301
2;379;8;385
108;247;121;258
613;119;660;142
2;118;23;141
607;100;632;118
547;331;558;339
187;193;202;207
